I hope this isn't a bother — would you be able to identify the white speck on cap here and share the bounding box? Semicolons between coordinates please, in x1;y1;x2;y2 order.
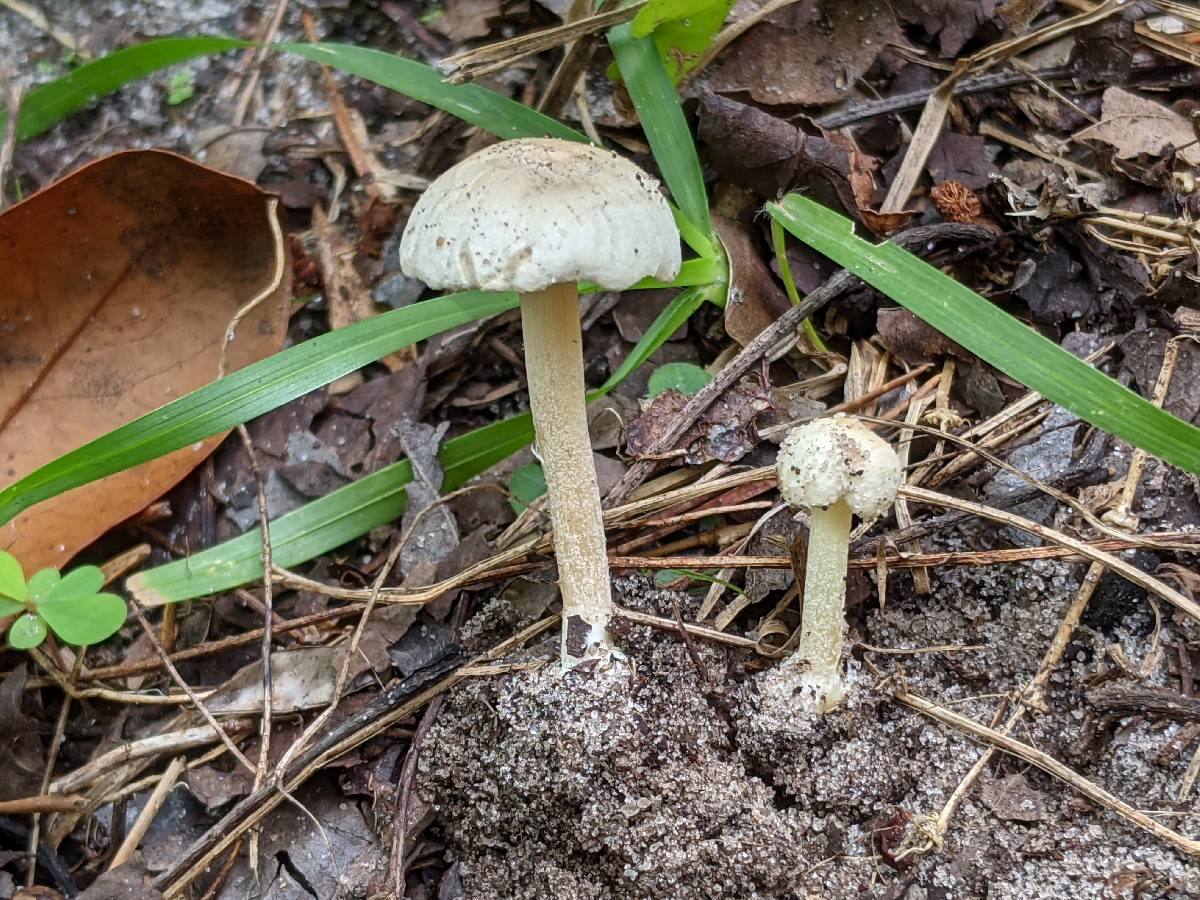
776;415;901;520
399;138;682;294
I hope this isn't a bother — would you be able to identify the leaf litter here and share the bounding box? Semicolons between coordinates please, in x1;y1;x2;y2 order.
3;1;1200;898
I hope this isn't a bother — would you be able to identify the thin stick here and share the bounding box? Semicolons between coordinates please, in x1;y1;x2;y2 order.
128;601;255;775
26;651;81;886
51;722;253;796
900;485;1200;624
605;224;991;504
231;0;289;126
895;689;1200;858
108;757;186;870
156;619;556;897
217;195;286;878
0;72;22;212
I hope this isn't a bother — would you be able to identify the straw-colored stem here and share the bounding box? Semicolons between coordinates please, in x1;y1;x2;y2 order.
520;283;612;669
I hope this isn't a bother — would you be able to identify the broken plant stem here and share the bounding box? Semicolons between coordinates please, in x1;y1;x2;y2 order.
109;756;186;871
896;689;1200;859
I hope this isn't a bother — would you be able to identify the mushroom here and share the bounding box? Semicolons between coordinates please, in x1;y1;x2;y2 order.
764;415;901;712
399;138;681;669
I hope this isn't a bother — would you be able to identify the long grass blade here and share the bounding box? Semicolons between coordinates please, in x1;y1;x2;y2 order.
0;292;518;525
607;24;713;248
128;284;712;602
768;194;1200;474
127;414;534;603
3;37;248;141
280;43;583;142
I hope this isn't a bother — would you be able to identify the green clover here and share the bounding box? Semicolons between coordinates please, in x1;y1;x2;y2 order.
0;551;126;649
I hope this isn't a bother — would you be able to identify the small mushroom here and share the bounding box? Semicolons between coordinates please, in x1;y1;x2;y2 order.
400;138;681;669
764;415;901;712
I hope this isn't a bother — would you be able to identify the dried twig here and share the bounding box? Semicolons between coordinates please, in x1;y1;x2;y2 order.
441;1;642;84
155;619;556;897
895;689;1200;858
108;757;186;870
231;0;289;126
0;70;23;213
604;223;994;505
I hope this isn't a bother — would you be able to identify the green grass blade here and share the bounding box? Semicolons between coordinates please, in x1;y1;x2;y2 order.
280;43;583;142
127;413;535;603
607;23;713;247
2;37;248;141
128;282;718;602
600;283;713;391
768;194;1200;474
0;292;518;525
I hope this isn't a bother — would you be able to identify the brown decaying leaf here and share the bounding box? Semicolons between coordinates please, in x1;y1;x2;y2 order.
711;0;898;107
1076;87;1200;167
0;151;291;572
697;94;883;229
311;205;410;374
715;214;791;347
624;371;773;465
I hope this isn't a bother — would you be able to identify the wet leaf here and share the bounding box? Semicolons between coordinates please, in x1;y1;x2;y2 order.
0;552;26;605
8;614;46;650
27;563;125;647
0;151;291;572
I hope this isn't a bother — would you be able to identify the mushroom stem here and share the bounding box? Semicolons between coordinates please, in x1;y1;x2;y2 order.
794;499;852;711
519;282;612;669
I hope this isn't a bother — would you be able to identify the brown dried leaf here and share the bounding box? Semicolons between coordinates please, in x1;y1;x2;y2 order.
0;151;291;572
715;214;791;347
429;0;502;41
712;0;898;106
312;206;411;374
625;372;773;465
876;307;972;365
1077;87;1200;167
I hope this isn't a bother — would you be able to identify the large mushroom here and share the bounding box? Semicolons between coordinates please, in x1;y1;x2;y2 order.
400;138;681;669
762;415;901;713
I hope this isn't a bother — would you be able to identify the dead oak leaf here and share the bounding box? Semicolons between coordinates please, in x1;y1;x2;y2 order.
1076;87;1200;168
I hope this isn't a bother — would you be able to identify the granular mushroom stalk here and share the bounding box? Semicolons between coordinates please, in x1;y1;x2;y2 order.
399;138;681;669
764;415;901;712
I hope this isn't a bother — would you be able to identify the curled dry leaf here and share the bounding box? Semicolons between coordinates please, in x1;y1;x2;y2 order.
0;151;291;572
715;214;792;347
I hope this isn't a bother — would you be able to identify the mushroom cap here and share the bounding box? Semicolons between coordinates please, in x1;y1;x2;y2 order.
776;416;901;520
399;138;681;294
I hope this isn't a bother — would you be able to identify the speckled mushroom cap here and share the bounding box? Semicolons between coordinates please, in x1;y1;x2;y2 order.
399;138;681;294
776;416;902;520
